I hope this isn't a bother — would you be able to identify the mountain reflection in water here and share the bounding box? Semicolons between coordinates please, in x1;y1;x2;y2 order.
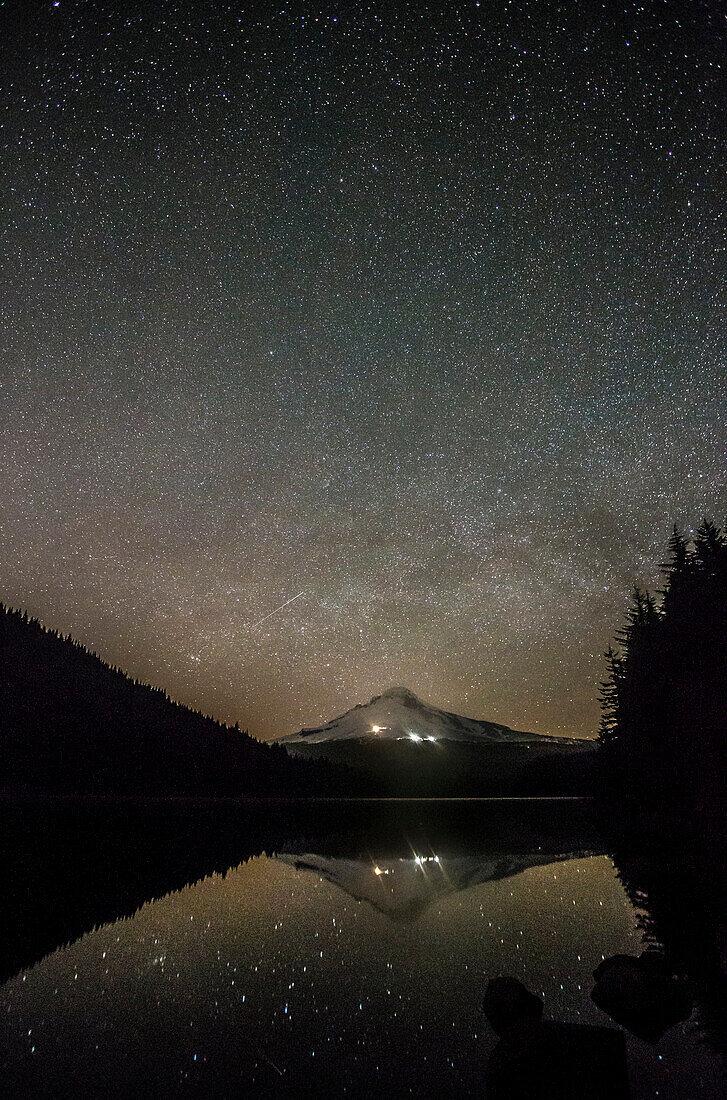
0;796;600;984
278;849;596;923
0;798;724;1098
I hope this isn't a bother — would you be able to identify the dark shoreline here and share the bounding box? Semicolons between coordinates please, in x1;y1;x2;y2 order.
0;792;593;805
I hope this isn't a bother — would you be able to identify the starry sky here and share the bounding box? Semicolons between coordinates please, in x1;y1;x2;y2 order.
1;0;725;740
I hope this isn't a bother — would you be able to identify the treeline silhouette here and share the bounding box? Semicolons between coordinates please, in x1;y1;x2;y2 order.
287;737;598;797
0;604;349;797
599;520;727;816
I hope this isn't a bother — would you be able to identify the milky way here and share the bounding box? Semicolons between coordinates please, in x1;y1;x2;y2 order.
1;1;725;738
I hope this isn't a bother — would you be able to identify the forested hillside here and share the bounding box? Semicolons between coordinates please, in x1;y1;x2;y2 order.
0;604;326;797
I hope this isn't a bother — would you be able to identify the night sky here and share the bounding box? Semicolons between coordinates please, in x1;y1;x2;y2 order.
1;0;725;740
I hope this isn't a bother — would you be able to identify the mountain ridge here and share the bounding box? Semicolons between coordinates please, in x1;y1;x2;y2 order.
277;685;582;746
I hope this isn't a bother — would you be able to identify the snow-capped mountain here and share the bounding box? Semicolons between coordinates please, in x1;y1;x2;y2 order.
276;849;595;922
276;686;577;746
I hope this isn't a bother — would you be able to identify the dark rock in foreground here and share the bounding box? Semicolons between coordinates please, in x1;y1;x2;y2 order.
591;952;693;1043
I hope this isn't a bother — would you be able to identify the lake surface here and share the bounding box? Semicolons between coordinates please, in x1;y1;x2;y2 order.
0;799;724;1097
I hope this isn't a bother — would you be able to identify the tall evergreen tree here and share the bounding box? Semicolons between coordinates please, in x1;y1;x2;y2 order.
599;522;727;816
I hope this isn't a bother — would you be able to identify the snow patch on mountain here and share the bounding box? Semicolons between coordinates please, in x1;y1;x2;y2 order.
276;686;578;745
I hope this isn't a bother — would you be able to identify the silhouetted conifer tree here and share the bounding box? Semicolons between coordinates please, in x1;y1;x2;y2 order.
599;522;727;816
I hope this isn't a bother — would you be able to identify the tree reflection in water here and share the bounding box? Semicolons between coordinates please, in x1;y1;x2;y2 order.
612;826;727;1058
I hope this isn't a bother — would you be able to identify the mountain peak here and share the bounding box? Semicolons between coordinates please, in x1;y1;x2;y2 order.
276;687;561;746
378;686;421;704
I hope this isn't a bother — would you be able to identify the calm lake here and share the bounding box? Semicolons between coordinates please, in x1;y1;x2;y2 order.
0;799;724;1097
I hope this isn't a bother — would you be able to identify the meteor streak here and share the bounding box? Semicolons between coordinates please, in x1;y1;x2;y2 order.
246;591;306;630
